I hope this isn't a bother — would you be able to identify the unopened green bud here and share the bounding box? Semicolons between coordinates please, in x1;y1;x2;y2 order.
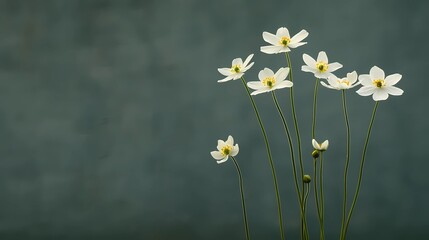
303;175;311;183
312;149;320;158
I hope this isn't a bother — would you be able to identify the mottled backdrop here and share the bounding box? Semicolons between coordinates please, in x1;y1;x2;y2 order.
0;0;427;239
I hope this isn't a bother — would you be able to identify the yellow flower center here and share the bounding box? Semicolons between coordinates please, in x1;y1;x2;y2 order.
262;77;276;88
221;145;232;156
231;65;241;73
337;78;350;86
373;79;385;88
316;62;329;72
279;36;290;46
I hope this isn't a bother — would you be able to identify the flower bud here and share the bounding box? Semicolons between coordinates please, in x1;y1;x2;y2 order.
312;149;320;158
303;175;311;183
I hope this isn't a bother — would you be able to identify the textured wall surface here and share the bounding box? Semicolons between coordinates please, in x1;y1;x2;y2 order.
0;0;428;239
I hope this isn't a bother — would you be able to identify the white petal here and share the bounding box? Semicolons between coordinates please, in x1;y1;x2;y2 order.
242;62;254;72
370;66;385;80
288;42;307;48
226;135;234;146
290;29;309;44
262;32;279;45
277;47;290;53
259;68;275;80
274;67;290;81
261;45;283;54
321;140;329;150
312;139;319;150
384;73;402;86
231;144;239;156
317;51;328;63
217;156;229;164
328;62;343;72
347;71;358;85
348;82;361;89
251;87;272;95
372;88;389;101
358;74;372;86
320;81;335;90
356;86;376;96
232;73;244;80
232;58;243;67
211;151;224;160
274;80;293;89
327;75;339;86
339;82;351;89
301;65;316;73
386;86;404;96
218;68;231;76
247;81;264;90
243;54;254;68
218;76;234;83
217;140;226;151
276;27;290;38
315;71;332;79
302;54;316;67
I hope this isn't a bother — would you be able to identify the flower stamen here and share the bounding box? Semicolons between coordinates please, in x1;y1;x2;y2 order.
373;79;385;88
279;36;290;46
316;62;329;73
337;79;350;86
221;145;232;156
231;65;241;73
262;77;276;88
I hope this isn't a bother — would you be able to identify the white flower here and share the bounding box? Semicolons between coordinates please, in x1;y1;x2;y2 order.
321;71;360;90
356;66;404;101
246;67;293;95
217;54;254;82
210;135;239;164
312;139;329;151
260;27;309;54
302;51;343;79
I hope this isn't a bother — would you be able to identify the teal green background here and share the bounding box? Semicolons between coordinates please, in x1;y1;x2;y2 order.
0;0;427;239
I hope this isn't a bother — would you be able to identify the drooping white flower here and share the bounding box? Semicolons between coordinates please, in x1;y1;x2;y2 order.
246;67;293;95
302;51;343;79
217;54;254;82
260;27;309;54
210;135;239;164
321;71;360;90
356;66;404;101
312;139;329;151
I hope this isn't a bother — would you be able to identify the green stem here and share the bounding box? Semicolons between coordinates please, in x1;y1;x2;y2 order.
240;77;285;240
312;79;319;139
303;183;311;240
231;156;251;240
319;153;325;240
272;91;303;206
340;90;351;239
285;52;306;237
313;158;323;240
342;101;379;239
285;52;304;184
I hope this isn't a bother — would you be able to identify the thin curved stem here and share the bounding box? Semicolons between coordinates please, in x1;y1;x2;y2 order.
285;52;304;184
342;101;379;239
319;153;325;240
231;156;250;240
285;52;307;237
303;183;311;240
272;92;309;239
340;90;351;239
272;92;302;200
312;79;319;139
313;158;323;240
240;77;285;240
